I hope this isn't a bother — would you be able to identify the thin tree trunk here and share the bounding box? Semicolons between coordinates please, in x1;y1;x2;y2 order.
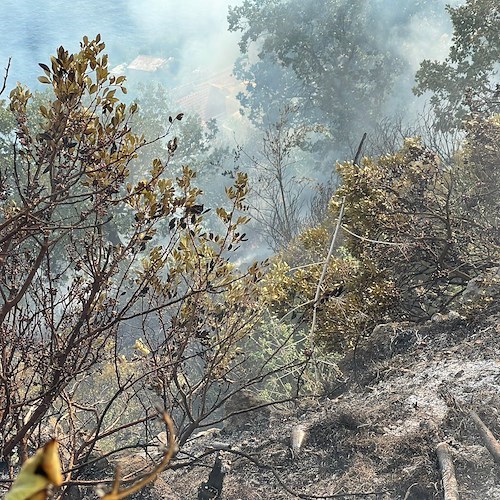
470;410;500;464
309;133;366;366
436;442;460;500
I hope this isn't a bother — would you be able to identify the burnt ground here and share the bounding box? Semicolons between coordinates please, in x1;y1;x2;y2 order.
47;273;500;500
3;277;500;500
159;302;500;499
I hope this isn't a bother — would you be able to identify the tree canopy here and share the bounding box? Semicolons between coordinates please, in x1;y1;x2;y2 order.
414;0;500;130
228;0;402;150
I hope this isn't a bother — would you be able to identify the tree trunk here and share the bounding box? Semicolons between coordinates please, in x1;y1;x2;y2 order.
436;442;459;500
470;410;500;464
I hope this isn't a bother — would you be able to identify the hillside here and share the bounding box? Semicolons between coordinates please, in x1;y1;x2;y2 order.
1;3;499;499
154;269;500;499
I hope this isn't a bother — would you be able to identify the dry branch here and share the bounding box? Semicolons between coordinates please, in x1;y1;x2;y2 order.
470;410;500;465
436;442;459;500
100;413;176;500
0;57;10;95
309;195;345;346
309;133;366;378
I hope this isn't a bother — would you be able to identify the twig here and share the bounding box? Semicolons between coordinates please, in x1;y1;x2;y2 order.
0;57;11;95
340;225;405;247
403;483;419;500
469;410;500;464
100;412;177;499
353;133;367;166
308;134;366;382
280;298;316;322
287;261;326;272
309;196;345;347
436;442;460;500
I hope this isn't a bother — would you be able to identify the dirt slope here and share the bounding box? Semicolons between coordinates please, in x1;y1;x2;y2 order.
71;269;500;500
164;279;500;499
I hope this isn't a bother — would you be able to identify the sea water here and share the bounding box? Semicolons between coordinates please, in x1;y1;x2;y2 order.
0;0;238;92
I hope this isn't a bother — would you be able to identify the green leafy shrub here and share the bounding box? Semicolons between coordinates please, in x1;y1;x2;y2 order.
264;126;499;354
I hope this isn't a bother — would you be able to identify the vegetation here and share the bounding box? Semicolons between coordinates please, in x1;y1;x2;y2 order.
131;82;229;179
264;119;499;352
228;0;402;148
1;0;499;498
414;0;500;130
0;36;303;498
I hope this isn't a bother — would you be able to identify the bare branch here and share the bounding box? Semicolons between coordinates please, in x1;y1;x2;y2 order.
0;57;10;95
436;442;460;500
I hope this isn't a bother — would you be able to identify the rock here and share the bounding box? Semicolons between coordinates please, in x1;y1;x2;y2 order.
223;389;271;432
290;424;308;457
460;267;500;306
431;312;445;322
447;310;463;320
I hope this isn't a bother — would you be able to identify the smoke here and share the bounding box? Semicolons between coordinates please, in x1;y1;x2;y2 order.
389;1;458;72
0;0;471;260
0;0;242;91
0;0;464;119
371;0;464;120
125;0;241;82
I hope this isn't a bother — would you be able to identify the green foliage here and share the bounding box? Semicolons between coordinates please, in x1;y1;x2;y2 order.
263;122;499;353
0;99;14;167
0;36;267;479
242;313;307;400
229;0;402;146
414;0;500;130
333;134;499;320
455;112;500;265
261;236;398;353
333;140;457;319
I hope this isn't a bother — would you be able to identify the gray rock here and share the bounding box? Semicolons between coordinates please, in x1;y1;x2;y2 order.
460;267;500;305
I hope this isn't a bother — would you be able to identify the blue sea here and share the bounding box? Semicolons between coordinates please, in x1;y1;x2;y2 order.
0;0;239;93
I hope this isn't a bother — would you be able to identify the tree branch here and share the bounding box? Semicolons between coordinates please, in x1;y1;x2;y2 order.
0;57;10;95
436;442;460;500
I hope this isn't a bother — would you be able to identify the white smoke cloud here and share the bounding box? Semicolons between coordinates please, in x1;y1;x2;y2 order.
124;0;241;81
394;6;454;72
0;0;242;90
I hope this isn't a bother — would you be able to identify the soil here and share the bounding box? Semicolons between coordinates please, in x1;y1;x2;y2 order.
17;273;498;500
162;301;500;499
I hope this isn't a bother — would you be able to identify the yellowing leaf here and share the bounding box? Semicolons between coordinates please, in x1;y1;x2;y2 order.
134;338;150;356
40;441;63;487
6;440;63;500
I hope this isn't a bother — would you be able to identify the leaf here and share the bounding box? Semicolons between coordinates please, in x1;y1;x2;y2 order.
134;338;151;356
6;440;63;500
38;63;51;75
37;76;51;85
